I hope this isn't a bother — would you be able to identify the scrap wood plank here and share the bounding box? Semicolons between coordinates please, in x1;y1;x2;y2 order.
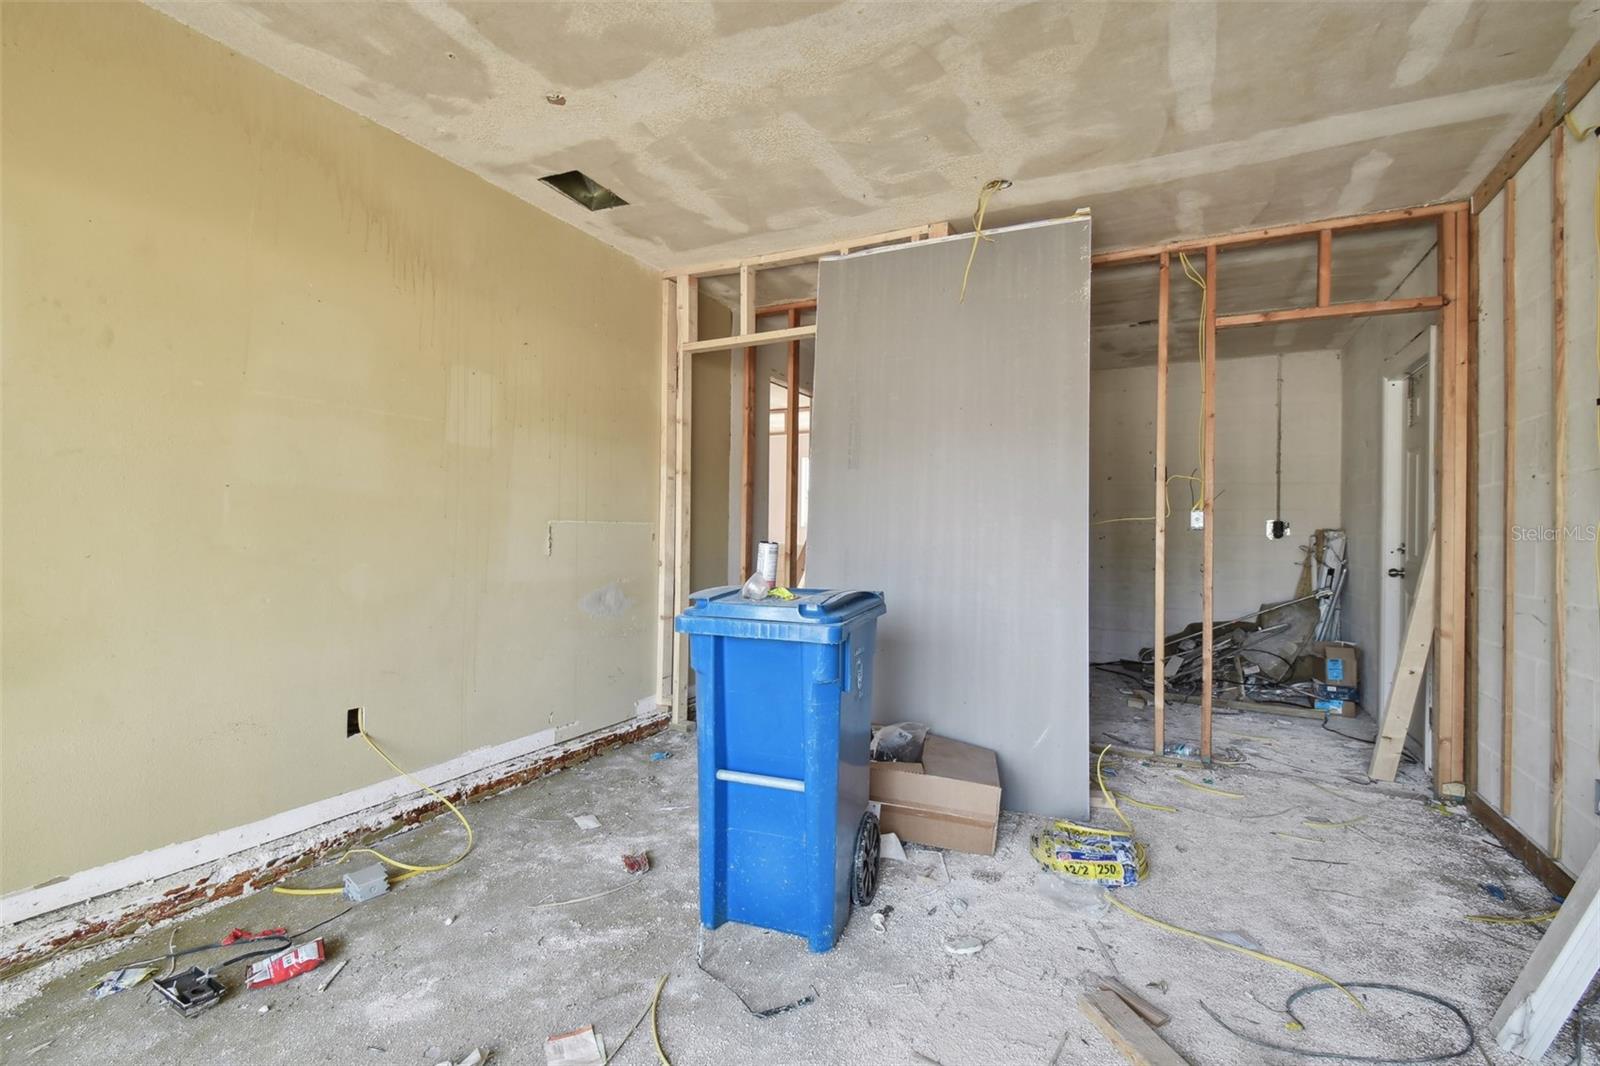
1492;842;1600;1059
1369;529;1437;782
1094;975;1170;1028
1081;989;1190;1065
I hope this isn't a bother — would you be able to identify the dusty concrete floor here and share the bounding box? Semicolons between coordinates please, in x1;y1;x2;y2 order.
2;674;1589;1064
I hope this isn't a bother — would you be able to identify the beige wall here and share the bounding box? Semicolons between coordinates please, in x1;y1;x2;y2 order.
1;3;660;893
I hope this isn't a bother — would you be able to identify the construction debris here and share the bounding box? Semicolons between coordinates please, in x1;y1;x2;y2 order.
88;966;154;1000
545;1024;605;1066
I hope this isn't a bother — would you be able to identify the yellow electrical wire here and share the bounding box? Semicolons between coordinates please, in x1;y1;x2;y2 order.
959;179;1010;301
1115;792;1179;813
1092;758;1358;1009
1176;776;1244;798
1466;909;1560;925
272;708;475;896
650;972;672;1066
1105;893;1361;1008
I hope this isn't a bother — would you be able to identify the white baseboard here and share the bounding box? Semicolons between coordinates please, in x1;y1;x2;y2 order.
1;702;663;933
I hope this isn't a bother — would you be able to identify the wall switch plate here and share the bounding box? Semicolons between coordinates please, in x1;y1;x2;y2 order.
1189;508;1205;530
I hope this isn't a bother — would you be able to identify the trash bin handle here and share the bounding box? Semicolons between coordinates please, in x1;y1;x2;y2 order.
799;590;876;619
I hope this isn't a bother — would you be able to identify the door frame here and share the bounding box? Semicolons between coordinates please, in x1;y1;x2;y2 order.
1379;327;1437;764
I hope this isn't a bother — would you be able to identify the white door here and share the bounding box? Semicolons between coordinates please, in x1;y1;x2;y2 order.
1399;356;1432;615
1387;336;1435;762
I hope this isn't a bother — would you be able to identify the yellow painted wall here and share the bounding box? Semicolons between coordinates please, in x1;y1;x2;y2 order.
0;2;661;893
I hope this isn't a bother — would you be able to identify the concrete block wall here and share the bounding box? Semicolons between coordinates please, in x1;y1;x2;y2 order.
1473;86;1600;875
1089;350;1343;662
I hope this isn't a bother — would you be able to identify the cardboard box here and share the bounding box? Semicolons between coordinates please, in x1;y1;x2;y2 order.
1312;641;1360;698
869;734;1002;856
1313;697;1358;717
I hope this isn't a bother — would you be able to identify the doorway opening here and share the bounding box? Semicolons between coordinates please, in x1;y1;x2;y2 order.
1379;328;1436;770
768;379;811;586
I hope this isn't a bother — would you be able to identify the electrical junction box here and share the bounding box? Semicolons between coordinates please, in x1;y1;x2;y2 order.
1265;519;1292;540
342;863;389;903
1189;509;1205;530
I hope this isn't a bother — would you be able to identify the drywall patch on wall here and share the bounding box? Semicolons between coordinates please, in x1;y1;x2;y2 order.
0;3;659;894
1090;350;1344;662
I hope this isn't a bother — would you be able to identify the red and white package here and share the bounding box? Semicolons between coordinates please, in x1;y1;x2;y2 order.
245;938;326;990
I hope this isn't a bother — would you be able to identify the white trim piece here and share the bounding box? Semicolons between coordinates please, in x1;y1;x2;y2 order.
1492;843;1600;1059
2;701;657;927
1379;372;1407;718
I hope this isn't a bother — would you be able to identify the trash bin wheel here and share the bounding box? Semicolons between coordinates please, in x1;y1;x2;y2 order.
851;811;880;907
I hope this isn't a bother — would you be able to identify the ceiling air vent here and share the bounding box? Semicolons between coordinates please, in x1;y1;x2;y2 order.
540;170;628;212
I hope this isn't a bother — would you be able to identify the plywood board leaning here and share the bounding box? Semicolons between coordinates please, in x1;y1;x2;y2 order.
1370;530;1438;782
808;217;1091;816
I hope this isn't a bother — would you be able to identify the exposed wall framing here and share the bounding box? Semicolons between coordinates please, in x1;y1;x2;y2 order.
659;203;1474;787
1094;201;1471;791
1466;45;1595;886
657;223;948;725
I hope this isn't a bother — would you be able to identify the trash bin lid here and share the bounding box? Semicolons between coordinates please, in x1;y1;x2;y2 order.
675;587;886;644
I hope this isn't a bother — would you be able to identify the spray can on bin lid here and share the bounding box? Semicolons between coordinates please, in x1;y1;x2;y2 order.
741;540;780;600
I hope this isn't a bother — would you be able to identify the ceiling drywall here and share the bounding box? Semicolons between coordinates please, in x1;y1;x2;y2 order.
151;1;1596;276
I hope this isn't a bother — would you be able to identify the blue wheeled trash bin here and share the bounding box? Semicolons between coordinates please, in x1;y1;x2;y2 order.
676;587;887;952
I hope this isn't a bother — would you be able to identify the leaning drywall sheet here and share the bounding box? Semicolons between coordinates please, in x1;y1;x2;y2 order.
809;217;1091;817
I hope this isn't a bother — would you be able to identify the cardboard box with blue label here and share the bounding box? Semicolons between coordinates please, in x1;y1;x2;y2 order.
1311;641;1360;705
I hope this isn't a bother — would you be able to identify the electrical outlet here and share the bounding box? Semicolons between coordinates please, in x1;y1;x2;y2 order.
346;708;361;739
1189;508;1205;530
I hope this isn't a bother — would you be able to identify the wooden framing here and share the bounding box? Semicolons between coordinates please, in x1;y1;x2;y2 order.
1090;203;1455;267
1465;207;1481;798
1316;230;1332;306
1551;124;1568;859
1200;245;1217;763
739;342;756;583
1501;179;1518;811
1152;253;1169;753
661;207;1473;787
1096;202;1470;785
655;279;679;708
1438;202;1471;792
1471;40;1600;211
1215;295;1444;328
681;323;815;355
671;277;698;728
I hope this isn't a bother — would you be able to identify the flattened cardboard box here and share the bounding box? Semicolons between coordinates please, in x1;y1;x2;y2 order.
869;734;1002;856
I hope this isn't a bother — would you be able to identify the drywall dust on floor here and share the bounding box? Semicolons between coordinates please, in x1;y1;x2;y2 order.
1;675;1589;1064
